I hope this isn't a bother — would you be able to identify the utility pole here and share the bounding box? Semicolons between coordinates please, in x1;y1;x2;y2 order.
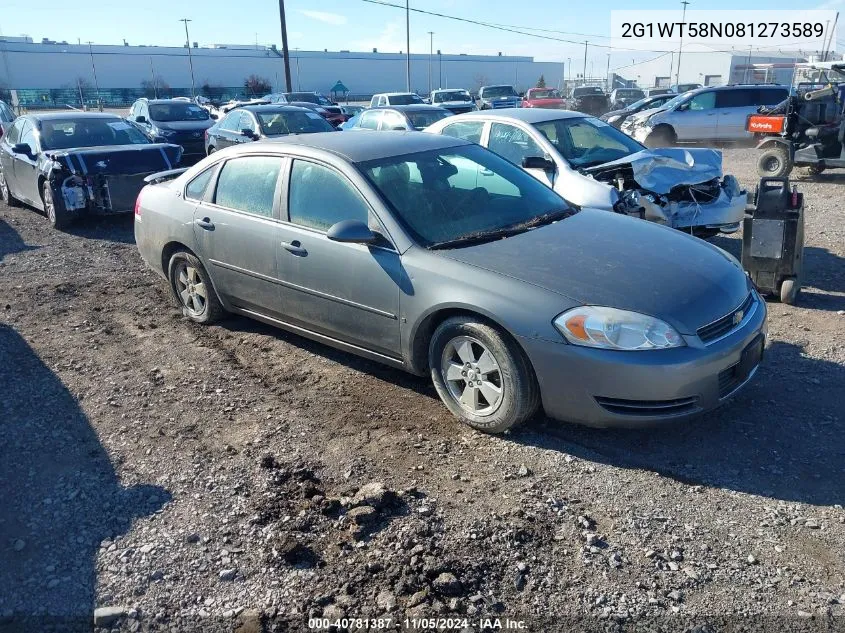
744;44;753;83
428;31;434;93
606;53;611;91
583;41;588;85
405;0;411;91
277;0;293;92
567;57;572;87
676;0;689;86
149;57;158;99
179;19;196;98
86;42;101;111
438;50;442;88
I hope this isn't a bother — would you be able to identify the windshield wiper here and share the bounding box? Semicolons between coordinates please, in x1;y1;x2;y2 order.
428;207;578;250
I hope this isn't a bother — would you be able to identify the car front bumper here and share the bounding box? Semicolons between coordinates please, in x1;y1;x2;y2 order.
518;292;767;428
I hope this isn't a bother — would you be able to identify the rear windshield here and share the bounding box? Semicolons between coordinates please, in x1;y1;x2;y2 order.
529;89;562;99
482;86;517;98
257;110;334;135
616;89;644;98
149;102;209;122
389;94;425;105
433;90;472;103
406;109;452;129
285;93;331;105
39;118;152;150
573;87;604;96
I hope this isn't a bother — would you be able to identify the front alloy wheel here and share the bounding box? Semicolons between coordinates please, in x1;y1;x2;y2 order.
441;336;503;416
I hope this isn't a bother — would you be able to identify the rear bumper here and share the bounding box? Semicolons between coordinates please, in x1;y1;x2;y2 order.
518;293;767;428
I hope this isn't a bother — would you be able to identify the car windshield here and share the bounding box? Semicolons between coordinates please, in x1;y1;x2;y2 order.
573;87;603;96
148;102;210;122
406;109;452;129
359;144;576;248
616;89;644;99
659;93;690;109
482;86;517;98
533;116;644;168
389;94;425;105
529;89;562;99
39;118;152;150
433;91;471;103
257;110;334;135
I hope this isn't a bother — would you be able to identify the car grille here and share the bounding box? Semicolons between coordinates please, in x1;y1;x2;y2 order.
594;396;700;417
697;293;754;344
491;100;519;108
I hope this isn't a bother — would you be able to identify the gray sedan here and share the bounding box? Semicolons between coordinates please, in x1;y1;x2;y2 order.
135;131;766;432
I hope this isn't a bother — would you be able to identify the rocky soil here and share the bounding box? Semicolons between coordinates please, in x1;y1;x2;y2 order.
1;148;843;632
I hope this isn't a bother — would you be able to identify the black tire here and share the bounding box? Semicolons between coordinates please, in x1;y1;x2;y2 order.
429;316;539;434
805;164;825;176
0;169;21;207
644;126;676;148
779;278;800;304
757;146;793;178
42;181;71;230
167;251;224;324
207;146;216;156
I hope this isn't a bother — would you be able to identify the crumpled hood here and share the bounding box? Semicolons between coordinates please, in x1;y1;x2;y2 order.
439;209;749;334
46;144;183;175
629;105;671;122
583;147;723;193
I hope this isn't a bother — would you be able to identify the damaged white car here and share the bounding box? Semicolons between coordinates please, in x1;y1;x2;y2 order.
425;109;746;237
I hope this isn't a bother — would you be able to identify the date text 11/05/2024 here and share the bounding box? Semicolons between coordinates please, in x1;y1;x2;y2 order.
308;617;528;630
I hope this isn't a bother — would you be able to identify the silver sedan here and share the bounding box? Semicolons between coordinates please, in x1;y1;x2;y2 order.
134;131;766;432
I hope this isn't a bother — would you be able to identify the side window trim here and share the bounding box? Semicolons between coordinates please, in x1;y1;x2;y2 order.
205;154;286;221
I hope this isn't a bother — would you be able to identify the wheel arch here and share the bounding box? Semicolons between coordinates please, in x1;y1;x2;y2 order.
407;305;535;377
755;137;793;155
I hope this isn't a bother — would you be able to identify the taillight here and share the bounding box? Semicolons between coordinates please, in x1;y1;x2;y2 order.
134;188;144;218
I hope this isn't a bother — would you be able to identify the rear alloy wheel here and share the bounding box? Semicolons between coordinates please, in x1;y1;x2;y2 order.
757;146;793;178
42;181;71;230
429;317;539;433
0;169;21;207
168;251;223;324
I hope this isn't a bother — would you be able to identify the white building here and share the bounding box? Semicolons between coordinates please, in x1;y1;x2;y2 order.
0;40;564;104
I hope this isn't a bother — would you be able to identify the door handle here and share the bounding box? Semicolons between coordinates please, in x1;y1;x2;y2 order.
194;217;215;230
479;168;495;176
281;240;307;256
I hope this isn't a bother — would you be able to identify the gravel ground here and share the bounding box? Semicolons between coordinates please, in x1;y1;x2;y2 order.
1;147;844;632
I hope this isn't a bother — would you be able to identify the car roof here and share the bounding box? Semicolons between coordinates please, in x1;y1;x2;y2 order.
265;130;469;162
375;105;450;112
239;105;311;113
449;108;586;124
26;112;123;122
375;92;419;97
145;99;195;104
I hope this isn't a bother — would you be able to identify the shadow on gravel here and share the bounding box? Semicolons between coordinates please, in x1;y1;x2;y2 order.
65;214;135;245
0;324;170;631
0;218;38;262
519;340;845;507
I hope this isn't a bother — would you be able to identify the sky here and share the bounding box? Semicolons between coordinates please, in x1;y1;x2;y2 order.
1;0;842;74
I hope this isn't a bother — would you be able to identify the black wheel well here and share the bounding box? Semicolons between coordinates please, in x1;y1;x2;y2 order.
160;241;196;278
758;140;788;152
651;123;676;139
410;308;532;376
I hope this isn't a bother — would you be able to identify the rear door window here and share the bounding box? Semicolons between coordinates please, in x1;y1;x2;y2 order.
440;120;485;143
213;156;284;218
715;89;756;108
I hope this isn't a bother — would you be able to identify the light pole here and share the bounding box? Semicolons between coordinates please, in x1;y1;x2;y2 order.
149;56;158;99
675;1;690;86
428;31;434;93
405;0;411;91
179;18;196;98
86;42;101;110
582;41;588;85
438;49;442;88
567;57;572;87
277;0;293;92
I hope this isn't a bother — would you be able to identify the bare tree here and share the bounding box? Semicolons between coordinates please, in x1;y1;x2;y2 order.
244;74;272;96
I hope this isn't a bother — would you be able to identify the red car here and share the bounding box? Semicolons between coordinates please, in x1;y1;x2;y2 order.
288;101;346;127
522;88;567;109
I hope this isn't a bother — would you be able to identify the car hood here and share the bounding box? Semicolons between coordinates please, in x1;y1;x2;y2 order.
153;119;214;132
602;108;627;119
44;144;183;175
582;147;723;193
438;209;749;334
526;98;566;106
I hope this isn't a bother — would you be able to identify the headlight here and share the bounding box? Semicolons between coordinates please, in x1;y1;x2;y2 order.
606;115;622;124
553;306;685;350
153;127;177;138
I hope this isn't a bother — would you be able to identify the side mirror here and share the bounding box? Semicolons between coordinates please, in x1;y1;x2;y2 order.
326;219;377;244
11;143;32;157
677;102;689;112
241;128;256;138
135;115;147;124
522;156;555;171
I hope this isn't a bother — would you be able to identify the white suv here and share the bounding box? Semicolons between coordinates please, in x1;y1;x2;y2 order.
369;93;425;107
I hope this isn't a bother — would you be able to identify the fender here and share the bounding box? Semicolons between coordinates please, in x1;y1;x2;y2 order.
755;136;794;159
